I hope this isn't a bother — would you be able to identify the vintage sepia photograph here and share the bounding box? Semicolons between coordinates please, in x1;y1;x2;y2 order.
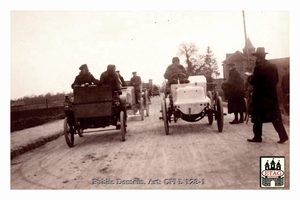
4;0;298;198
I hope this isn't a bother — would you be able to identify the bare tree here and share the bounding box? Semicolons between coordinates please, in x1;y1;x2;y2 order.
178;44;220;78
177;42;199;75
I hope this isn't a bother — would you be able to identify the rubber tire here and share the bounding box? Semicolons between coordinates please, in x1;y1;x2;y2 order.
76;121;83;137
161;98;169;135
120;111;126;141
207;91;213;125
216;96;224;132
64;117;74;147
77;128;83;137
144;90;150;117
140;98;144;121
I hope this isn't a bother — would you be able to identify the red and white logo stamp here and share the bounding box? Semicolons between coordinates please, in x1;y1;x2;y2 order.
260;156;285;187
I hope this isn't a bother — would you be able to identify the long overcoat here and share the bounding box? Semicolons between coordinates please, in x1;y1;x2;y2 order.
249;60;282;123
225;68;246;113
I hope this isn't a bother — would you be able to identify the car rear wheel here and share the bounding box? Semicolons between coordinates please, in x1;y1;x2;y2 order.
216;96;224;132
161;97;169;135
64;117;75;147
120;111;126;141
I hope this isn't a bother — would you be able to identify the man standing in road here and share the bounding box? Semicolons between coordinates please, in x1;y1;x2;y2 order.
247;47;288;143
129;71;142;104
224;63;246;124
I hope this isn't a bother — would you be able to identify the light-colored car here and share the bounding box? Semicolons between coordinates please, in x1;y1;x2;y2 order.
160;73;224;135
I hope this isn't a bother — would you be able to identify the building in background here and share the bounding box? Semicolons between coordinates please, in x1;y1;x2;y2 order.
221;38;289;102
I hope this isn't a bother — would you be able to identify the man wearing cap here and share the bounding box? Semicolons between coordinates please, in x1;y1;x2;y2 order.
129;71;142;104
247;47;288;143
99;64;122;95
71;64;99;89
224;63;246;124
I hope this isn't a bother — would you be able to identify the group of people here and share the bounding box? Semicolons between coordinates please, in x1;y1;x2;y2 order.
71;48;289;144
71;64;142;103
222;47;288;143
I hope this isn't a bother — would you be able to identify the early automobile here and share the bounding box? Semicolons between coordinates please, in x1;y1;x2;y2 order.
120;83;150;120
63;85;127;147
160;73;224;135
151;85;160;97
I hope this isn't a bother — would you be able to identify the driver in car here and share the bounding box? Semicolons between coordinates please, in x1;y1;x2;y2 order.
163;57;189;94
71;64;99;89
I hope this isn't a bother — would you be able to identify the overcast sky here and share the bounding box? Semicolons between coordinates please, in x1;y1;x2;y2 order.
8;4;291;100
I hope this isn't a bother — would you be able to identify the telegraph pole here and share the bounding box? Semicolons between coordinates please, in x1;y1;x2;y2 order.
242;10;251;72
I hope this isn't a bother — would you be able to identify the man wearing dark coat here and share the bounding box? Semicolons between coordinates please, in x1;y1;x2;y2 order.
129;71;142;104
247;47;288;143
71;64;99;89
224;63;246;124
164;57;189;85
99;64;122;95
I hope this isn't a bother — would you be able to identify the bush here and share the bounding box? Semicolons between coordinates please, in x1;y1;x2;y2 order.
11;107;65;132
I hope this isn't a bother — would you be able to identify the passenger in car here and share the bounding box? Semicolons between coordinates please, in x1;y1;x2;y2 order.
99;64;122;95
71;64;99;89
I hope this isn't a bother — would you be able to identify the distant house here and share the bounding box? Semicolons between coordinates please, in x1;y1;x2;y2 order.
222;37;289;99
222;38;256;82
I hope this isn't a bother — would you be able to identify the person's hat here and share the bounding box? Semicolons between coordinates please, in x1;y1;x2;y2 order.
79;64;88;70
132;71;137;74
251;47;268;56
227;63;236;67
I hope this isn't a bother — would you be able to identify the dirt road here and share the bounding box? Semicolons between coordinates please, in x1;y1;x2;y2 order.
11;96;289;189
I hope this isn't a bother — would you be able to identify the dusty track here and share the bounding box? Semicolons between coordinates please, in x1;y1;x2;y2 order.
11;96;289;189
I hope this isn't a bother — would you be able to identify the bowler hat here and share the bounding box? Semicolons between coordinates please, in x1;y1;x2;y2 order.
79;64;88;70
251;47;268;56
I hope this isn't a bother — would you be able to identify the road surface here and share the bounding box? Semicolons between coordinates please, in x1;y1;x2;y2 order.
11;96;289;189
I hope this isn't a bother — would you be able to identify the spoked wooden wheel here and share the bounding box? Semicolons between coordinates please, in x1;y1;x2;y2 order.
161;96;169;135
64;117;75;147
216;96;224;132
76;121;83;137
120;111;126;141
140;97;144;121
77;128;83;137
144;90;150;117
207;91;213;125
213;91;219;120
